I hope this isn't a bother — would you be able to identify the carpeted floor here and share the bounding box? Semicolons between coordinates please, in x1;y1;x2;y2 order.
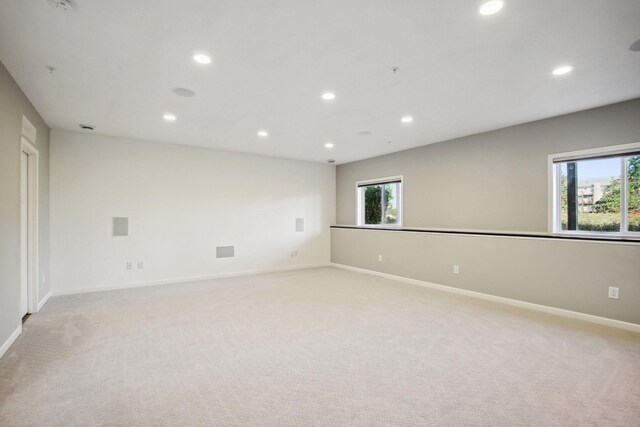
1;267;639;426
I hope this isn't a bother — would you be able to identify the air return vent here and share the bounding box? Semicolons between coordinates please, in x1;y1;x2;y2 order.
216;246;234;258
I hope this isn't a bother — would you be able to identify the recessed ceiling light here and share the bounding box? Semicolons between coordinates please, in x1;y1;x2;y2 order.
552;65;574;76
324;142;334;149
401;116;414;123
172;88;196;97
163;113;177;121
257;130;269;138
321;92;336;101
193;54;212;64
479;1;504;15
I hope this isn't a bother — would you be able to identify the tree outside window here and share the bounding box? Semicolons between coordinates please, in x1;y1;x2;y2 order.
359;180;401;226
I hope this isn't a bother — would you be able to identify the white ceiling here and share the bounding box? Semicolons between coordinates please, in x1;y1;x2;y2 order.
1;0;639;164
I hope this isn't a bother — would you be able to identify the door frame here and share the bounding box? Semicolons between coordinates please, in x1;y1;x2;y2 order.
21;137;39;314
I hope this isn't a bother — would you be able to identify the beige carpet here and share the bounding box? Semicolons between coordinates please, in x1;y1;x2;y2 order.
1;267;639;426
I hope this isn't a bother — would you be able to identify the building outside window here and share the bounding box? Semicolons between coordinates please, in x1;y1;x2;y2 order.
551;143;640;235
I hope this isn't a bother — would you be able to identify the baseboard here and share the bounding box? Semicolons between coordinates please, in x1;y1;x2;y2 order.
0;324;22;360
330;263;640;334
37;291;51;311
52;263;330;296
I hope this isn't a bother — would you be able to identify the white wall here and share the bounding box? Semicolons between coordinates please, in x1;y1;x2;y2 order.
50;130;335;294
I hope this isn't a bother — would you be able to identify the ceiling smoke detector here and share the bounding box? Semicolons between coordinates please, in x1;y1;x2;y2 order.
48;0;76;10
79;124;95;131
327;159;335;164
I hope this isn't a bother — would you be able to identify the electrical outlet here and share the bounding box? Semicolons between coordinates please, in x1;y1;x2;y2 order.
137;261;144;269
453;265;460;274
378;255;383;262
126;261;133;270
608;286;619;300
291;250;298;257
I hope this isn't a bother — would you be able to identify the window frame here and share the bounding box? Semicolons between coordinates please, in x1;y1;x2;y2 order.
356;175;404;227
548;142;640;237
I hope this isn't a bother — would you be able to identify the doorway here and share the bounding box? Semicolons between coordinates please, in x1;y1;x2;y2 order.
21;150;29;317
20;137;39;316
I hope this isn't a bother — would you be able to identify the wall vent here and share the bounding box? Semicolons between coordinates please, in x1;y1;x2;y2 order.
216;246;234;258
113;217;129;237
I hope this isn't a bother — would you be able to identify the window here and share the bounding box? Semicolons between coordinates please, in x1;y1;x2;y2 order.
357;177;402;226
550;143;640;235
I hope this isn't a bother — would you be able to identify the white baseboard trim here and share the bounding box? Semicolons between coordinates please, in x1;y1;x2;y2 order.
331;263;640;333
52;263;330;296
0;324;22;360
37;291;51;311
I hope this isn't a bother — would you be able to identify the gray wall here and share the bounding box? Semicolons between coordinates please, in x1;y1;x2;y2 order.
337;98;640;231
0;60;50;347
332;229;640;324
334;99;640;325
